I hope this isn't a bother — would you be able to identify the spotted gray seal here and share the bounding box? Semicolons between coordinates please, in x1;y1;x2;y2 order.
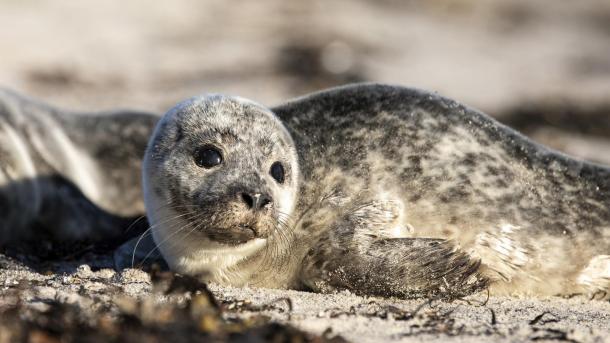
1;85;608;299
141;84;609;298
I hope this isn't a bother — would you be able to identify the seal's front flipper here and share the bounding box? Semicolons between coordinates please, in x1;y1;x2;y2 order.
301;235;487;299
299;197;487;299
113;233;168;271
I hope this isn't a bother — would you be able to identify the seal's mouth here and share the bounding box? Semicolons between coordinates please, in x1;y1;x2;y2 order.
238;223;257;237
171;196;275;245
202;219;272;245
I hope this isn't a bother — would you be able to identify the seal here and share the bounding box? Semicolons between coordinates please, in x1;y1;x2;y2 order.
0;88;158;247
1;85;608;299
140;84;610;299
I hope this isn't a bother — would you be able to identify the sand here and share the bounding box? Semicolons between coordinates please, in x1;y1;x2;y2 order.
1;252;608;342
1;1;609;342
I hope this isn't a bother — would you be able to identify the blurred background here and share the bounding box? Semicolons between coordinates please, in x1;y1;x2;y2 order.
1;0;609;163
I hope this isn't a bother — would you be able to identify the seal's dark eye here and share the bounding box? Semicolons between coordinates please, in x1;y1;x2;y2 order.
194;147;223;168
270;161;285;184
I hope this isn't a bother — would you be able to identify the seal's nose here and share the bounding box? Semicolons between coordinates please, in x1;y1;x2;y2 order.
240;192;272;211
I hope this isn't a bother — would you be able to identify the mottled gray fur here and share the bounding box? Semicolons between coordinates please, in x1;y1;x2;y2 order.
141;84;610;298
1;84;609;299
272;85;610;297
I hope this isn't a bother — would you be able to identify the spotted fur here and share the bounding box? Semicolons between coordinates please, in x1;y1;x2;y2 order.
142;84;610;297
2;84;609;299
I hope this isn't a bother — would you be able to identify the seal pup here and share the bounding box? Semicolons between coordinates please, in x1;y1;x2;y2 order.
142;84;610;298
0;89;158;247
1;85;608;299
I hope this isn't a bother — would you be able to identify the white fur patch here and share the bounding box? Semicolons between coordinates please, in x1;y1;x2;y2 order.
276;185;297;222
350;194;412;239
472;224;529;281
577;255;610;296
176;237;267;280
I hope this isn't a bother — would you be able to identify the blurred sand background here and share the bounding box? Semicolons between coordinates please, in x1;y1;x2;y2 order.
1;1;610;342
1;0;610;162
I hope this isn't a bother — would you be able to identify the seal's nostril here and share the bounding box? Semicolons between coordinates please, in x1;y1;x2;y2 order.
259;196;272;209
240;192;272;211
241;193;254;208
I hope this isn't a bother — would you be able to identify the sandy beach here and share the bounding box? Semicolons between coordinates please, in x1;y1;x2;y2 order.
1;1;609;342
1;252;609;342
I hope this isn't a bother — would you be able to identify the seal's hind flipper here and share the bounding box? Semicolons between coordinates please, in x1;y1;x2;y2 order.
301;234;487;299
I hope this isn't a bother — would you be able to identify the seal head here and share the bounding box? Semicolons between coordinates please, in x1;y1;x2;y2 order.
143;95;299;282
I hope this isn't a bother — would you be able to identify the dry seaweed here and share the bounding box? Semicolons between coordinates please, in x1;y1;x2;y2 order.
0;260;347;343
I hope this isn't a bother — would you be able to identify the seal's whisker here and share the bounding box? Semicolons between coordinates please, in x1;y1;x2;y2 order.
274;217;291;255
132;210;200;267
125;199;194;237
253;211;292;277
278;217;295;267
276;211;295;242
257;211;293;274
131;211;195;267
124;215;147;234
138;212;204;267
257;227;273;274
161;212;208;251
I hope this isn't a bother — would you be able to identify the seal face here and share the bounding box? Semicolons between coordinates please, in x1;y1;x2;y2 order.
143;95;299;285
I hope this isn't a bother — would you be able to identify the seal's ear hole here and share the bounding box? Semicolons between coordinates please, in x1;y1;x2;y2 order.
270;161;285;184
194;146;223;168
